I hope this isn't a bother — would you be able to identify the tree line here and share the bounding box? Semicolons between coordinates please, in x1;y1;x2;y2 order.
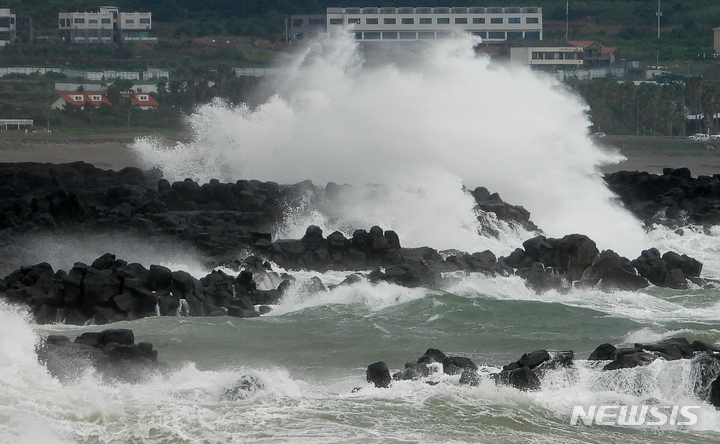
567;76;720;136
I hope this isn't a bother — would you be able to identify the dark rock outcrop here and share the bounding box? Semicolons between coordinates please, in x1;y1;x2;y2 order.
36;328;161;383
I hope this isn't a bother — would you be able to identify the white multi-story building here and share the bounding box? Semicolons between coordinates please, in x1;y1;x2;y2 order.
294;6;542;44
59;6;155;45
0;9;16;46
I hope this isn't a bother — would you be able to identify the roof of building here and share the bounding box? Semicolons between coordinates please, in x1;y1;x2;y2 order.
56;92;112;106
129;93;159;106
567;40;603;48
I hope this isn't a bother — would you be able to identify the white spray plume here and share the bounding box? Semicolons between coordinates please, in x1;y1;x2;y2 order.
131;32;648;256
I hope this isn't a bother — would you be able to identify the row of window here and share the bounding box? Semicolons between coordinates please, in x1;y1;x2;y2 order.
354;30;540;40
333;7;539;14
73;29;112;38
61;17;150;26
0;17;15;28
329;17;538;25
531;52;581;60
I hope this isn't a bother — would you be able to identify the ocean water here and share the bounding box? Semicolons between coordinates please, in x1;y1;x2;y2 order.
2;34;720;443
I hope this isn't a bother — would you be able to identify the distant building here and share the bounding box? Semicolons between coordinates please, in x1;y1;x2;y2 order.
290;6;542;45
50;92;112;109
127;92;159;110
58;6;156;45
714;27;720;55
0;9;17;46
509;42;583;70
567;41;616;68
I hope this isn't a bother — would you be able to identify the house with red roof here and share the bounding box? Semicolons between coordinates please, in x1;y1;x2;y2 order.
128;92;159;110
567;41;616;68
50;92;112;110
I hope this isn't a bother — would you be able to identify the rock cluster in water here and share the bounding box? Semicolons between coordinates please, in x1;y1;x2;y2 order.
365;337;720;407
605;167;720;228
37;328;161;383
0;162;533;273
0;162;714;326
1;253;282;325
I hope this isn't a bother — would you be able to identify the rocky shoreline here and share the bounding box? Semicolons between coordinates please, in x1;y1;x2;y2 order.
0;162;714;326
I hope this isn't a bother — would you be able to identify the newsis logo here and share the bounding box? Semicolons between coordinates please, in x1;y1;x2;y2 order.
570;405;700;426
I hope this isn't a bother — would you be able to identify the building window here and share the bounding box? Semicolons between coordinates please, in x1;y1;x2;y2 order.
89;19;98;24
292;19;303;27
125;19;134;24
472;31;486;38
88;30;98;37
399;31;416;39
364;31;380;39
418;31;435;39
419;18;432;24
329;18;343;25
490;18;503;24
401;18;414;25
309;18;325;25
366;18;378;25
58;20;64;27
102;29;111;37
140;18;150;24
295;32;304;39
473;18;485;24
435;7;449;14
416;8;431;14
353;31;362;39
532;52;542;60
452;8;467;14
437;18;450;24
525;31;540;40
508;18;521;24
564;52;575;60
545;52;555;60
382;31;398;39
363;8;378;14
380;8;396;14
73;29;85;37
436;31;451;39
455;18;468;24
384;18;396;24
526;17;539;24
507;31;523;39
398;8;413;14
90;95;100;101
487;31;505;39
102;18;111;24
348;18;360;25
74;18;85;24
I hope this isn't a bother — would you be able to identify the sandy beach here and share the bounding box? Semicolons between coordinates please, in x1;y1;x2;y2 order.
1;137;720;177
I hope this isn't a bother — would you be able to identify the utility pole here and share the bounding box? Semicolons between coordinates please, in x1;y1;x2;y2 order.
656;0;662;39
565;1;569;41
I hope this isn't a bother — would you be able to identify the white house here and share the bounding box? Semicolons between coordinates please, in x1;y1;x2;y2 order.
59;6;155;45
509;42;583;70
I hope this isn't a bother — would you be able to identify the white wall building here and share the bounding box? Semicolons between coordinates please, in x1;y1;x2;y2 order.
0;9;17;46
59;6;155;45
320;6;542;44
509;42;583;70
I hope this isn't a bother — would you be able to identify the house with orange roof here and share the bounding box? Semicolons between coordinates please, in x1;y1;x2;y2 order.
567;41;616;68
50;92;112;110
128;92;159;110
